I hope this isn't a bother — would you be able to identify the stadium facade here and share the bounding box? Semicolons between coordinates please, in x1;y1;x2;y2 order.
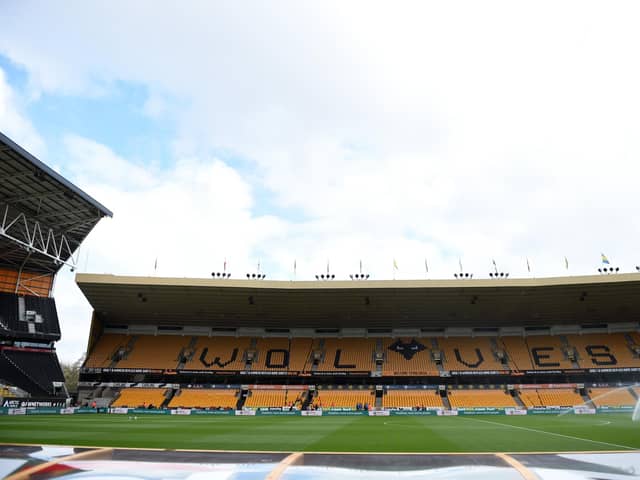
76;273;640;411
1;129;638;413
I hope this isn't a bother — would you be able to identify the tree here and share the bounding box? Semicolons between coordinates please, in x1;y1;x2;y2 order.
61;354;85;394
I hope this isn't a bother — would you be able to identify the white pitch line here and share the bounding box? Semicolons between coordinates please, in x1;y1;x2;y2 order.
595;421;611;426
467;418;635;451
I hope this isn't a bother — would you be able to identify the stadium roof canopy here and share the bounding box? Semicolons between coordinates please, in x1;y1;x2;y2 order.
77;273;640;330
0;131;112;274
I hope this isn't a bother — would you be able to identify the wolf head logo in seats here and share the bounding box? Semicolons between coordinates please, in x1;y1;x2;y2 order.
388;339;426;360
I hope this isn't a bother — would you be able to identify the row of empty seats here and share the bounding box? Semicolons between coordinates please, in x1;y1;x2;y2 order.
84;334;129;368
568;334;638;369
187;337;250;371
85;333;640;373
244;390;301;408
448;389;518;408
115;388;304;409
317;338;377;371
314;389;375;408
105;386;638;409
383;390;444;408
587;388;636;407
438;337;506;371
111;388;168;408
121;335;193;369
519;389;584;408
168;389;238;409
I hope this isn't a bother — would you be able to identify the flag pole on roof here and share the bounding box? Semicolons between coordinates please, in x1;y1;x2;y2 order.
564;256;569;270
526;257;531;274
601;253;610;265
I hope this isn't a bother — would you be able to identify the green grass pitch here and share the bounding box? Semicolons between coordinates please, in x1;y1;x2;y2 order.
1;414;638;453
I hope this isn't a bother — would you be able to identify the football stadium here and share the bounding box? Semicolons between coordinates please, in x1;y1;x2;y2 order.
1;130;640;478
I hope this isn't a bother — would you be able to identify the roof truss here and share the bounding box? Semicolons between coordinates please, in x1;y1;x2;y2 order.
0;203;79;270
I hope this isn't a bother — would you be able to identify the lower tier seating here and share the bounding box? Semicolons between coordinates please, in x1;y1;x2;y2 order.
0;348;65;396
447;389;517;408
383;389;443;408
314;389;375;409
587;387;636;407
244;389;302;408
111;388;168;408
519;388;583;407
168;389;238;409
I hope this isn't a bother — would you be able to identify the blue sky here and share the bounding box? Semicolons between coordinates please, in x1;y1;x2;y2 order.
0;56;174;173
1;1;639;361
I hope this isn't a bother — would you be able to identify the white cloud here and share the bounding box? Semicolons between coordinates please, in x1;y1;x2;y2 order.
64;134;156;190
0;66;44;155
54;136;286;361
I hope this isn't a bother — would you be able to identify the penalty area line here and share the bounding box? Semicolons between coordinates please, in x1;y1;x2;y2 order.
467;418;636;451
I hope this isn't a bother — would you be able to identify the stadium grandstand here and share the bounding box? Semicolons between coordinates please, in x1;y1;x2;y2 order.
0;131;111;400
75;272;640;411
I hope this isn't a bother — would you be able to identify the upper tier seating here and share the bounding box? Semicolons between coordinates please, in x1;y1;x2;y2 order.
83;332;640;374
288;338;314;371
111;388;167;408
185;336;251;371
568;334;640;369
251;338;312;371
383;389;443;408
522;336;573;370
318;338;376;371
499;337;533;371
84;334;130;368
168;389;238;409
117;335;192;369
447;389;517;408
438;337;506;371
383;338;439;376
587;387;636;407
